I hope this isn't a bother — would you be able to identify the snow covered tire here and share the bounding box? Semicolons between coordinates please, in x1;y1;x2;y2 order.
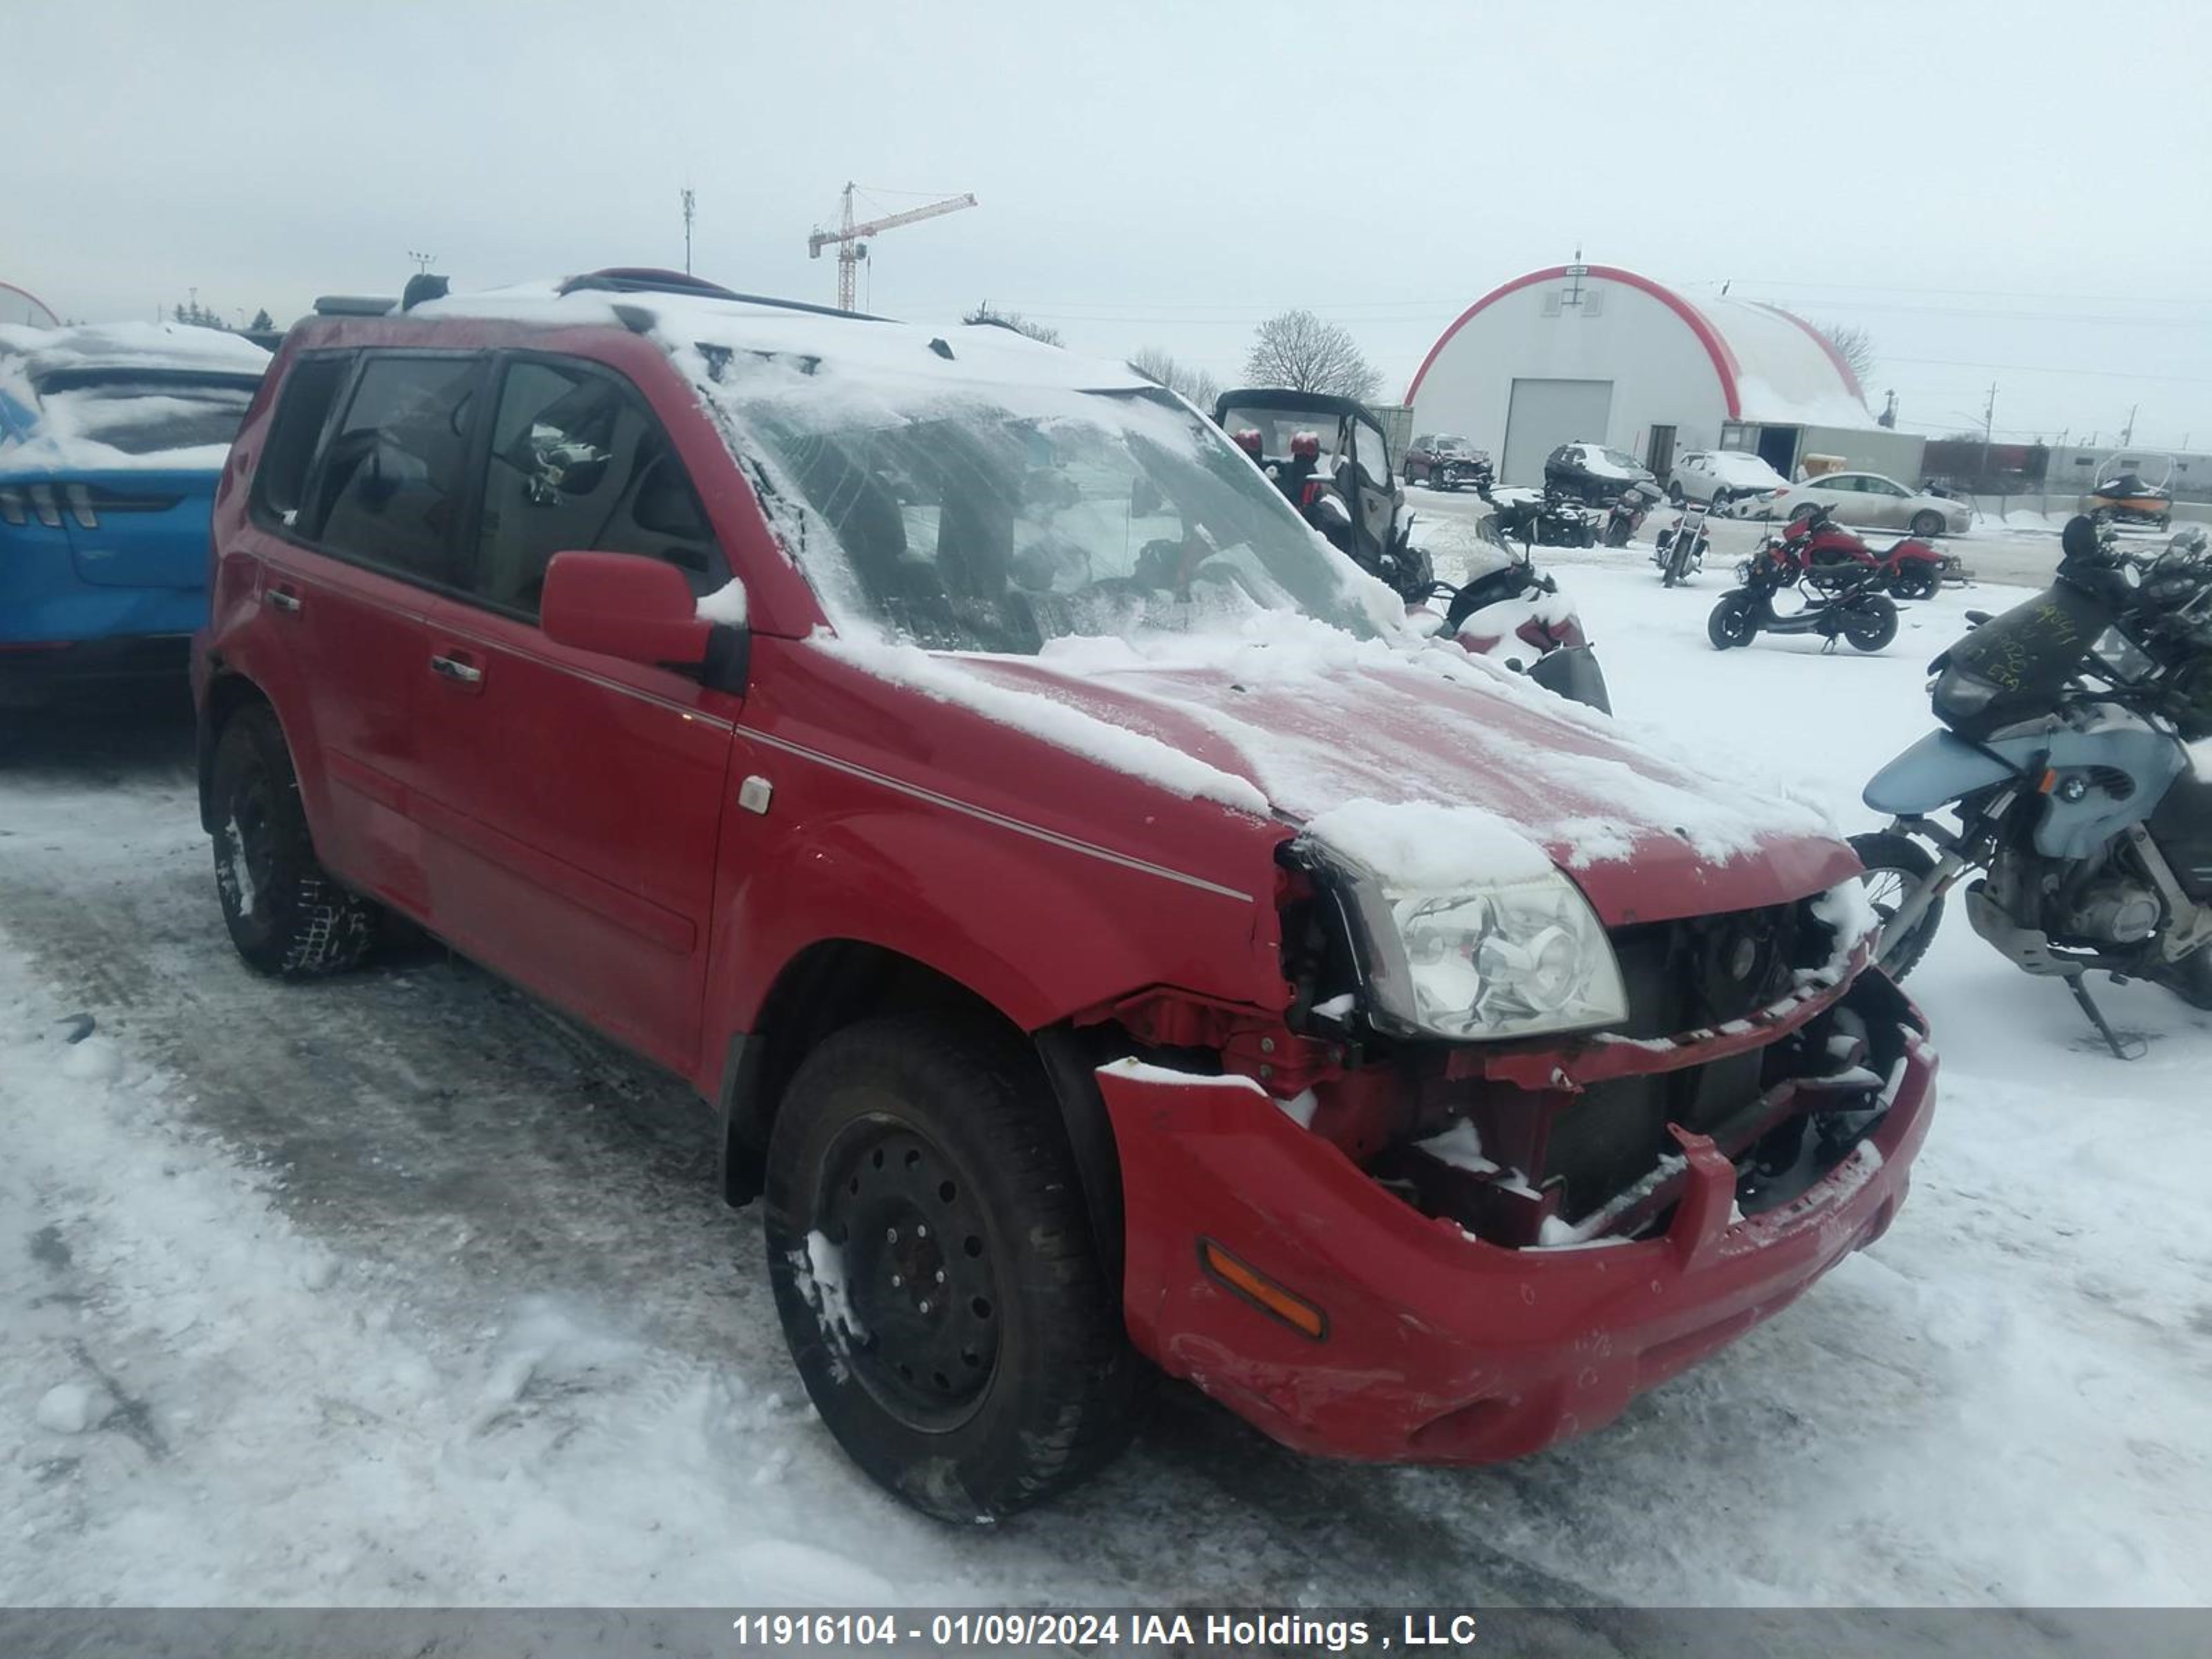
762;1013;1143;1523
210;703;378;979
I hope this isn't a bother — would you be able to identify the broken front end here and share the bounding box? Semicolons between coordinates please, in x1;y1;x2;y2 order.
1095;855;1937;1463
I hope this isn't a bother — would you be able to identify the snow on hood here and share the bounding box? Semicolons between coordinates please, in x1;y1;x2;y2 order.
819;612;1851;924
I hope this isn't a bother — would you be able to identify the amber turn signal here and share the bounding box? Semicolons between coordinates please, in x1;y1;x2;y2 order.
1199;1239;1327;1339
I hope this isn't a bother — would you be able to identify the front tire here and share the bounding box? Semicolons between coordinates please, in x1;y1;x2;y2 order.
1910;509;1946;538
1848;831;1943;981
1842;594;1900;653
210;704;379;979
1707;592;1758;649
762;1015;1143;1523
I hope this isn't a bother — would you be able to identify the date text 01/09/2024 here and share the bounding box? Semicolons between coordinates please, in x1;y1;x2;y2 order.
727;1611;1484;1650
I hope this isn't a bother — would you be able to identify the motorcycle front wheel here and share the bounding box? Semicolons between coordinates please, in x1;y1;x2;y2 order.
1847;831;1943;981
1707;592;1759;649
1842;595;1900;653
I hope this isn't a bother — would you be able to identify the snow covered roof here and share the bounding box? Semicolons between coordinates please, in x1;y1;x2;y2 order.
1407;265;1873;431
0;320;272;386
413;281;1152;397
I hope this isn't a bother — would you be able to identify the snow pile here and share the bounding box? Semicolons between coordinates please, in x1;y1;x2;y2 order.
695;578;748;626
1300;798;1554;887
0;321;268;476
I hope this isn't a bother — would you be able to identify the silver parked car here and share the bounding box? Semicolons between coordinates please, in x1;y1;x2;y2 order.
1740;471;1973;536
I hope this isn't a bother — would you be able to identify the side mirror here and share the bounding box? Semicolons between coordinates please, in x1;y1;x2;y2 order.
541;551;713;669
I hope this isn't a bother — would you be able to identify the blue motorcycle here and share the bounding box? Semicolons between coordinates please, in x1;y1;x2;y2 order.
1851;517;2212;1057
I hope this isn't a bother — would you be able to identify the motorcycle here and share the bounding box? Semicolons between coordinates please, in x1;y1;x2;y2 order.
1412;521;1611;712
1706;515;1900;653
1485;484;1598;550
1850;518;2212;1057
1780;501;1954;599
1602;480;1665;548
1652;498;1714;587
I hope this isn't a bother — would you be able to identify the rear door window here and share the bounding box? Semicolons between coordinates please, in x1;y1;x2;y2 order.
306;353;485;587
466;356;722;617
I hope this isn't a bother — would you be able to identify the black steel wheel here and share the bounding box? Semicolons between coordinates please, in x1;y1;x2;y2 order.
1848;830;1943;981
211;703;379;978
762;1013;1143;1522
1890;563;1939;600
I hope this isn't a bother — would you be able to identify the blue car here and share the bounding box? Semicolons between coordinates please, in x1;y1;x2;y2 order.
1;321;270;708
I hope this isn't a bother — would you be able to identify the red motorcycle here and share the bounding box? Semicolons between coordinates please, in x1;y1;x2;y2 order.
1773;502;1952;599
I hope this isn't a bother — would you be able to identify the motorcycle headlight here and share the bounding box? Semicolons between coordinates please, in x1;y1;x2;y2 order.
1932;666;2000;719
1336;865;1629;1040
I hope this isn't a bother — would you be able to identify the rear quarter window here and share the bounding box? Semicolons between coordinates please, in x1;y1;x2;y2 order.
250;353;353;529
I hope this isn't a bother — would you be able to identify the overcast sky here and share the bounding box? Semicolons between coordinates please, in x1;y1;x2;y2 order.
8;0;2207;449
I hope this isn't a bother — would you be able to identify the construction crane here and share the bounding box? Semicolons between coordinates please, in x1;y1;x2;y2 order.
808;182;977;312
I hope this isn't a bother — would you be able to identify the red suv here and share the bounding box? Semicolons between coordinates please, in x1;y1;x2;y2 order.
194;270;1936;1521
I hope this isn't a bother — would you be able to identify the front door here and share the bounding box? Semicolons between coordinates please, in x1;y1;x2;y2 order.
411;353;740;1071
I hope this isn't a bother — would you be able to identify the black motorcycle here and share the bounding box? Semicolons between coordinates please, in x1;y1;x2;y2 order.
1602;480;1665;548
1483;485;1596;550
1707;528;1899;653
1652;498;1714;587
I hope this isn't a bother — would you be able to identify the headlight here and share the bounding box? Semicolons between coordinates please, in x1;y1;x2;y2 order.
1931;666;2000;718
1336;865;1629;1041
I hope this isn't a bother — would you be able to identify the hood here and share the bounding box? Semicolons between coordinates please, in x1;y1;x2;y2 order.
928;633;1855;926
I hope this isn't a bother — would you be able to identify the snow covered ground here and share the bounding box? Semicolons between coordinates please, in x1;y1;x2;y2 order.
5;530;2211;1614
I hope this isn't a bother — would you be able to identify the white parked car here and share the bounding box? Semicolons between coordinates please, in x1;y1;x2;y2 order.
1667;449;1790;506
1739;471;1973;536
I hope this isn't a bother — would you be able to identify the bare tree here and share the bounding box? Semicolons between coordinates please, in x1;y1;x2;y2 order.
1126;346;1221;410
964;301;1062;346
1817;321;1877;386
1243;310;1382;402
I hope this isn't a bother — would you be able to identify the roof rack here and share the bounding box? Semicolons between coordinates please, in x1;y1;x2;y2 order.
557;268;885;324
312;294;397;317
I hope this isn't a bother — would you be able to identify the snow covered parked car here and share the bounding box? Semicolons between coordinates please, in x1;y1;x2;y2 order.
1667;448;1790;507
1543;440;1654;504
1;321;269;707
192;268;1937;1522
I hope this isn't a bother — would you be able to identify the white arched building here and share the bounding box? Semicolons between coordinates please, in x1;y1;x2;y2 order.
1404;263;1922;489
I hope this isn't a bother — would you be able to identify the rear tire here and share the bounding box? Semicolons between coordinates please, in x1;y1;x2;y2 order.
1890;564;1938;600
1843;594;1900;653
210;704;379;979
1847;831;1943;982
762;1014;1143;1523
1707;592;1758;649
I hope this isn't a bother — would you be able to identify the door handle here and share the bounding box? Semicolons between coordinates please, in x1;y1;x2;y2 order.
429;653;484;685
265;586;302;615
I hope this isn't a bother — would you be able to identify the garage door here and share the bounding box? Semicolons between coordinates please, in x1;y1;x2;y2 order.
1502;379;1615;487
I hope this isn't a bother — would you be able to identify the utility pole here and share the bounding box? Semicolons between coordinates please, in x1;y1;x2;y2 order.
2121;404;2137;448
1980;381;1996;485
681;187;696;275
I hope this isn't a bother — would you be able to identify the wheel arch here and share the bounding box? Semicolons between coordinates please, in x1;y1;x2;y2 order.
196;665;276;833
718;938;1125;1276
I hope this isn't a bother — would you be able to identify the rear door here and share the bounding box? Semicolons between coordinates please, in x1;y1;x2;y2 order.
411;352;738;1071
255;350;488;908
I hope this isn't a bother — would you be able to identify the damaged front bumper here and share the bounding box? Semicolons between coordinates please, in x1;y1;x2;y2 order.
1096;976;1937;1465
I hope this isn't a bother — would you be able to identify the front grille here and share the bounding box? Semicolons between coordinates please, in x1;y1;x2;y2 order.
1536;901;1819;1221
